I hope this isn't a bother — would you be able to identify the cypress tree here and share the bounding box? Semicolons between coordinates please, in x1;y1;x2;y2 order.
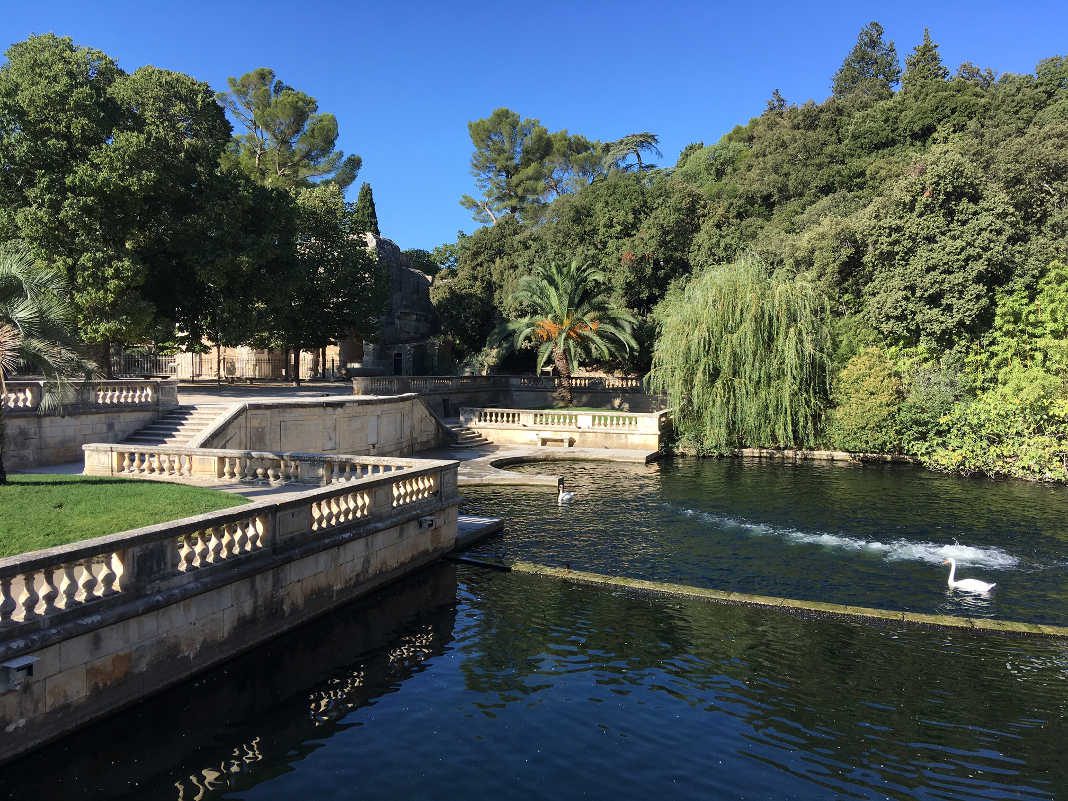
832;21;901;100
352;182;380;236
902;28;949;93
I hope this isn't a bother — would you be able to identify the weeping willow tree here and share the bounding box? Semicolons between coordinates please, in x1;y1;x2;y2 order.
648;258;832;453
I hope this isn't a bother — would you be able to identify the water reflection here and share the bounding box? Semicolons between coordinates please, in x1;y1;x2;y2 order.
0;562;1065;800
0;563;459;801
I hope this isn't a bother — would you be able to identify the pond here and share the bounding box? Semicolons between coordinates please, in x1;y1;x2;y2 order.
1;458;1065;800
463;458;1068;625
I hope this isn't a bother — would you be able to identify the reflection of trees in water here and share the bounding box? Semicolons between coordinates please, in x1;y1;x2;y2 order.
0;563;459;801
460;569;1068;797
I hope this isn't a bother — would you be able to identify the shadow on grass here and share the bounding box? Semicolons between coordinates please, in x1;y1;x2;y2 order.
6;476;159;489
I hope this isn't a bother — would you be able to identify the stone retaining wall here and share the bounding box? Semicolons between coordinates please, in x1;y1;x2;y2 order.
198;394;446;456
2;380;179;469
459;407;671;451
0;457;459;764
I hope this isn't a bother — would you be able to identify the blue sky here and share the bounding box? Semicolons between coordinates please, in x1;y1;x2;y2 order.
4;1;1067;250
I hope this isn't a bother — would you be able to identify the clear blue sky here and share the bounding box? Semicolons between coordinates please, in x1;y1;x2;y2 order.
4;1;1067;250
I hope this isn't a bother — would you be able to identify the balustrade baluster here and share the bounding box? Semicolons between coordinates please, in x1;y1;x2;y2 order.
76;561;98;602
0;576;17;624
98;553;118;595
16;573;40;620
57;563;77;608
38;568;60;612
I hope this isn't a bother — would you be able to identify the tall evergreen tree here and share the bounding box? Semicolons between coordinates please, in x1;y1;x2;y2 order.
218;68;361;189
352;182;381;236
460;108;555;223
902;28;949;92
832;21;901;100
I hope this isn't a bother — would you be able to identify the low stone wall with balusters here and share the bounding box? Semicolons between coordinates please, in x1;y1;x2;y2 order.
0;455;458;764
82;443;418;487
3;380;179;470
352;375;663;415
459;407;671;451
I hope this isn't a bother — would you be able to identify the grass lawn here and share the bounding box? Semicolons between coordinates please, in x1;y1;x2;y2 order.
0;474;248;557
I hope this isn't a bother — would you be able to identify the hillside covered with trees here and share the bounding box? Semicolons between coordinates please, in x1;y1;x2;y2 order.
431;23;1068;481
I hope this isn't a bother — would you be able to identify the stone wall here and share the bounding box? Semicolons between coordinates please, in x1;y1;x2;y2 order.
0;458;459;764
352;375;664;415
198;394;446;456
460;407;670;452
3;380;178;469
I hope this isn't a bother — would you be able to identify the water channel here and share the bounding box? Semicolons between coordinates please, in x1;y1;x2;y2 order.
1;458;1065;800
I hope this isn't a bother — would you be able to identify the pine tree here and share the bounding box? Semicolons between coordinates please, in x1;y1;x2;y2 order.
765;89;787;114
902;28;949;93
832;21;901;100
352;182;380;236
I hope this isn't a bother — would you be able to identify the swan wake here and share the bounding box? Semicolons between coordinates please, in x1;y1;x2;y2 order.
667;505;1019;569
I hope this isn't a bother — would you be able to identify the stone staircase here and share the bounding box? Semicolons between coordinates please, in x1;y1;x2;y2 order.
445;419;491;449
121;403;229;447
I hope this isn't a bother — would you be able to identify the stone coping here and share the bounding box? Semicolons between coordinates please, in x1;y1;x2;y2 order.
507;562;1068;638
734;447;916;464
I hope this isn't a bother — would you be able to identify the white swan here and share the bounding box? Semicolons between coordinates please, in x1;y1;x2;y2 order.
557;483;575;504
943;558;996;593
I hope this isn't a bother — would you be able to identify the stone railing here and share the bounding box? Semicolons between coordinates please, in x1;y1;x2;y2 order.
83;443;418;487
458;406;670;451
460;407;668;433
352;375;507;395
352;374;647;396
0;457;457;631
1;379;178;415
510;375;646;392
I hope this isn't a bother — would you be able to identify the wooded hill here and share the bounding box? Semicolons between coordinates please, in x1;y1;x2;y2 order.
433;23;1068;481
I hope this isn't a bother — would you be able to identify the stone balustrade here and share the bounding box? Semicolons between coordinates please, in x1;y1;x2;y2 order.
83;443;416;487
352;374;646;396
458;406;670;451
0;457;456;632
1;379;177;415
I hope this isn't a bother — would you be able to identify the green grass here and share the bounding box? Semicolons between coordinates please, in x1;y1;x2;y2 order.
0;474;248;557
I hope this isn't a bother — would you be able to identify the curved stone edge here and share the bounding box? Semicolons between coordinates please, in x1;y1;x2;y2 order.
506;562;1068;639
456;446;660;489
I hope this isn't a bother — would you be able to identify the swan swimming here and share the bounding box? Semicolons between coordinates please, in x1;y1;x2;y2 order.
943;558;996;593
558;484;575;504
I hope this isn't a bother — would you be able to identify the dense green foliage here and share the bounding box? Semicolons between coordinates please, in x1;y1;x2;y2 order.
493;260;636;404
649;259;832;453
0;35;384;372
0;474;246;555
435;24;1068;480
0;248;95;483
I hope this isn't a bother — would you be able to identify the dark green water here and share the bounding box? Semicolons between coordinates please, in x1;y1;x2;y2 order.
1;459;1065;800
464;458;1068;624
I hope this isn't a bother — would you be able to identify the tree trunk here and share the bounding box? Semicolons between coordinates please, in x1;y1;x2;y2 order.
291;347;302;386
102;341;114;379
552;348;573;407
0;406;7;485
215;342;223;386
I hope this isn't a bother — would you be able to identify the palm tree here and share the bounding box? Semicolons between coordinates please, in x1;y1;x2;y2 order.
0;248;95;483
495;260;638;406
